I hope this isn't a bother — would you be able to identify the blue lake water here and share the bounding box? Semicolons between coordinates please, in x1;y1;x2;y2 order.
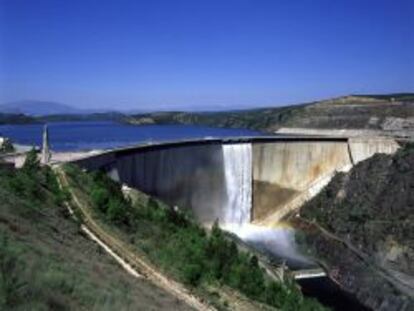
0;121;263;151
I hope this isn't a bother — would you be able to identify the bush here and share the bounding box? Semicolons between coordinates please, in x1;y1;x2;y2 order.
91;187;110;212
106;198;128;224
22;149;40;174
1;150;68;210
69;166;329;310
0;139;14;153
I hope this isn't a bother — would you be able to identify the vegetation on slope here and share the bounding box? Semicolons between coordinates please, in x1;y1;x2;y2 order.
64;164;328;311
0;150;192;311
38;112;125;123
125;93;414;133
124;105;304;132
295;143;414;310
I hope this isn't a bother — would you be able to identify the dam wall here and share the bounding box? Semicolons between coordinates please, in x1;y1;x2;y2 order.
71;137;399;226
348;137;400;164
115;143;228;225
113;142;253;227
252;141;353;220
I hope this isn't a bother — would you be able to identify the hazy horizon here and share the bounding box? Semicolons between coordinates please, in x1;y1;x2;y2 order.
1;0;413;111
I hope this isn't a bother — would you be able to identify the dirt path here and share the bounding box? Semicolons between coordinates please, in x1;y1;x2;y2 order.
54;165;215;311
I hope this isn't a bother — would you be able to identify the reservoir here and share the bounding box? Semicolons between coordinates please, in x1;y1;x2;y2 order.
0;121;263;151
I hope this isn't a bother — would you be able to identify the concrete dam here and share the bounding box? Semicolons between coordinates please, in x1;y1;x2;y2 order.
72;136;399;229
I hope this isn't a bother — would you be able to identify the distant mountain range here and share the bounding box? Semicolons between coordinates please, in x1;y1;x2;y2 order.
0;100;112;116
0;100;153;117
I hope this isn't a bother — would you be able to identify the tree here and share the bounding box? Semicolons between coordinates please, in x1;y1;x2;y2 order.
0;139;14;153
91;187;110;212
106;198;127;224
22;148;40;174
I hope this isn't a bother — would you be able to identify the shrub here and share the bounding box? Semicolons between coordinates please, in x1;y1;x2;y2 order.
0;139;14;153
69;166;329;310
91;187;110;212
106;198;128;224
22;148;40;174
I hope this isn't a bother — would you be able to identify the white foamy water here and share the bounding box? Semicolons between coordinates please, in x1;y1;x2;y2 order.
220;143;313;267
230;224;313;268
221;143;252;230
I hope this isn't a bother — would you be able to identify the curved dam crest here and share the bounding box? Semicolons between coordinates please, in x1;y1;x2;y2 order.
72;136;399;229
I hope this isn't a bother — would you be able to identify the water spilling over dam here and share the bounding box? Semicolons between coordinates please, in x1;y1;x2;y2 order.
67;136;399;268
72;136;399;228
222;143;252;230
61;135;400;310
230;223;313;268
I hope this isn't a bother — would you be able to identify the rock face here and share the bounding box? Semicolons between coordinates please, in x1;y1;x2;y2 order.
297;143;414;310
284;95;414;130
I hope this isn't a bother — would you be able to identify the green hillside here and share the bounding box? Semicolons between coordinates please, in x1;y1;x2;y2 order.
0;152;192;311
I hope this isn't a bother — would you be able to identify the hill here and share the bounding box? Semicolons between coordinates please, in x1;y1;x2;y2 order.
0;100;84;116
0;155;193;310
38;111;125;122
125;93;414;137
293;143;414;310
0;100;127;122
0;113;36;125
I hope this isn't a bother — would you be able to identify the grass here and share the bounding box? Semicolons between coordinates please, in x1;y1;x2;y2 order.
0;151;192;311
64;163;329;311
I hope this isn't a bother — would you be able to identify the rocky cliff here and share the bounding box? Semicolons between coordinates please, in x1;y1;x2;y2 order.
294;143;414;310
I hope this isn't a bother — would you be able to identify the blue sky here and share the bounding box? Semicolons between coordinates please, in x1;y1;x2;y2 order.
0;0;412;111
